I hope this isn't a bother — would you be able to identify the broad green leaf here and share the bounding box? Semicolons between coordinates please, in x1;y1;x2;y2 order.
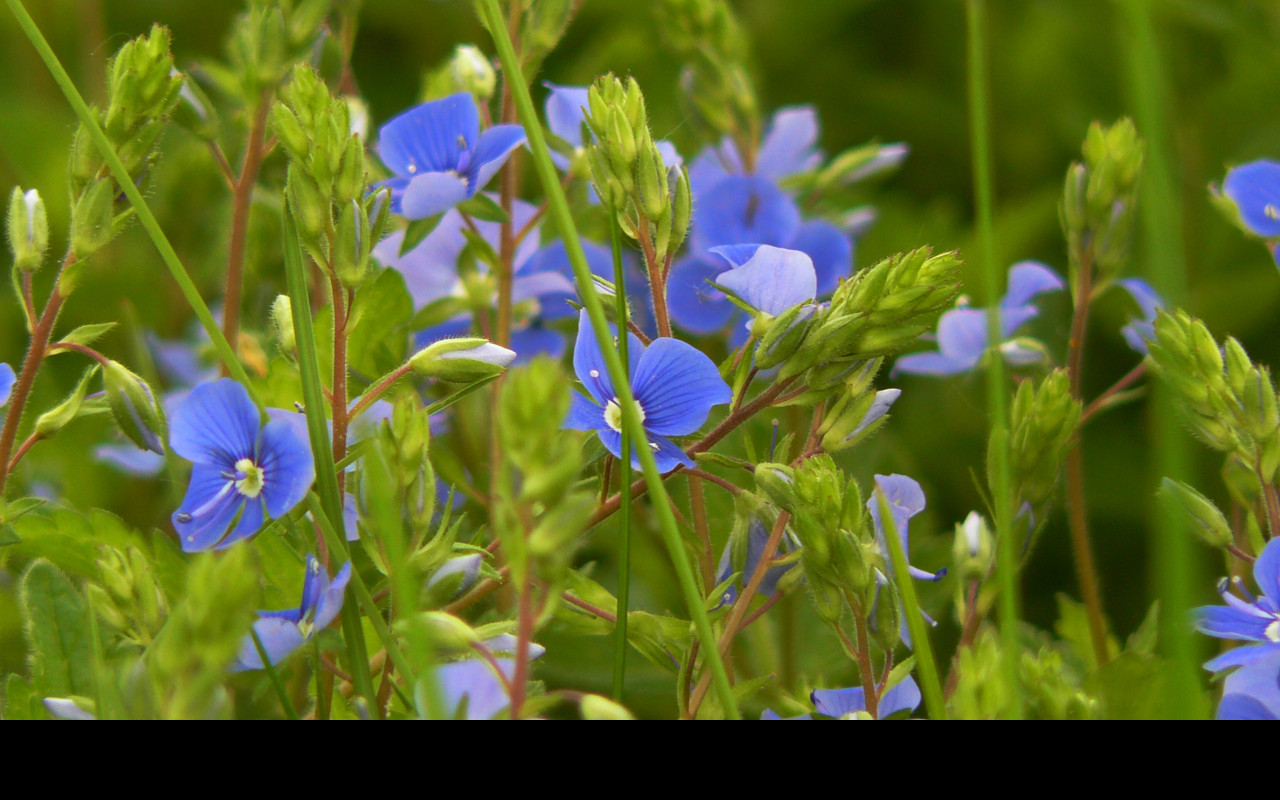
54;322;117;349
20;560;95;701
455;193;509;224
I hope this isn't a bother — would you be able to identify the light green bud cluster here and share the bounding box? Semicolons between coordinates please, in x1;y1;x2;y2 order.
498;358;584;505
375;394;437;535
1148;310;1280;479
421;45;497;102
656;0;758;147
1060;119;1144;290
86;545;167;647
781;248;961;390
583;75;691;263
1006;369;1081;515
273;65;389;287
950;631;1098;720
227;0;331;99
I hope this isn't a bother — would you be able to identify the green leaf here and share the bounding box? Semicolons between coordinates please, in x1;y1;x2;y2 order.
398;214;443;256
347;267;413;378
54;322;117;349
458;225;502;271
20;560;95;701
2;675;36;720
10;507;143;581
455;193;509;223
1088;652;1166;720
34;364;100;438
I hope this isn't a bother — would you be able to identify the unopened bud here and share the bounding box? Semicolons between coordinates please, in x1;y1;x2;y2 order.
103;360;166;454
8;187;48;272
410;337;516;382
1160;478;1233;549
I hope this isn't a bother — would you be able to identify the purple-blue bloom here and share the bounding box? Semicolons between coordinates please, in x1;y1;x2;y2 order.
709;244;817;318
714;517;796;609
868;473;944;583
564;310;731;473
431;658;514;720
1222;160;1280;240
811;675;922;719
231;555;350;672
0;362;14;407
1193;537;1280;673
688;106;823;194
374;93;525;219
1216;647;1280;720
170;379;314;552
893;261;1064;377
1116;278;1162;356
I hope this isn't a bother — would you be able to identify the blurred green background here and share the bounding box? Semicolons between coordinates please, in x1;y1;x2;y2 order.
2;0;1279;714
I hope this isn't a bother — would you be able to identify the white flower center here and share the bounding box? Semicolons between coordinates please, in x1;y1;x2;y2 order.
1267;619;1280;643
604;398;644;433
234;457;265;499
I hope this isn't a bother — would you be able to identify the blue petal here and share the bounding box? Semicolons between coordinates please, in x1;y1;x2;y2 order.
373;220;465;308
755;106;822;181
1223;160;1280;238
216;498;265;549
1218;648;1280;718
1002;261;1064;309
400;172;472;219
508;325;566;365
1256;538;1280;607
656;140;683;170
935;308;988;368
434;659;514;720
230;617;306;673
687;144;738;199
691;175;801;255
760;709;813;720
572;309;642;405
95;444;164;476
1204;643;1280;672
376;94;480;177
892;351;972;377
787;221;852;296
649;433;695;473
880;676;923;717
313;562;351;631
1194;605;1275;642
714;245;817;316
169;379;259;467
631;337;732;436
257;417;315;519
708;243;763;269
0;363;14;406
544;83;590;154
1217;693;1279;720
173;465;242;552
811;686;867;717
427;554;483;596
564;392;605;432
466;124;526;191
667;255;738;334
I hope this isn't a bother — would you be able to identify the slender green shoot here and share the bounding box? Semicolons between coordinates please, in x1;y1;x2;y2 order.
477;0;739;718
4;0;257;403
609;211;631;702
966;0;1023;718
877;491;947;720
250;626;300;720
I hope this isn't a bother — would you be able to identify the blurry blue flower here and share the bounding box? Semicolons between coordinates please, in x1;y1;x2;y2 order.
1116;278;1162;356
1222;160;1280;242
709;244;817;318
1216;648;1280;720
170;379;314;552
714;517;797;609
760;708;812;720
0;362;14;407
893;261;1063;377
564;310;731;473
868;474;945;583
231;555;351;672
374;93;525;219
668;176;849;341
429;658;514;720
811;675;921;719
1194;537;1280;673
688;106;823;194
427;553;483;597
43;697;95;720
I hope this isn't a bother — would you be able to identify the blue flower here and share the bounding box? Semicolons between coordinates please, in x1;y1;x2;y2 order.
231;555;350;672
1116;278;1162;356
1216;647;1280;720
374;93;526;219
893;261;1063;377
811;675;921;719
714;517;797;609
708;244;817;318
868;474;944;583
1222;160;1280;241
688;106;824;194
429;659;514;720
0;362;14;407
170;379;314;552
1193;537;1280;673
564;310;731;473
668;176;850;341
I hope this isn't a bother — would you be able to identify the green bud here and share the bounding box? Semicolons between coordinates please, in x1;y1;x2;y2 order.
753;463;797;510
410;337;516;382
952;511;994;581
1008;369;1081;513
335;136;367;205
271;295;296;352
448;45;497;101
171;71;218;141
670;166;692;253
821;388;900;454
7;187;48;272
1160;478;1233;550
636;143;669;221
579;694;635;720
286;170;329;255
269;103;310;163
103;360;166;454
35;365;99;439
70;178;117;259
333;200;371;288
755;303;816;370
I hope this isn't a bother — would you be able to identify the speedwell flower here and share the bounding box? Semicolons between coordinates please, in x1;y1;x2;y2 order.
1221;160;1280;246
374;93;525;219
564;310;731;473
1116;278;1162;356
1216;647;1280;720
811;675;922;719
892;261;1063;377
231;555;350;672
1193;537;1280;673
708;244;817;319
170;379;313;552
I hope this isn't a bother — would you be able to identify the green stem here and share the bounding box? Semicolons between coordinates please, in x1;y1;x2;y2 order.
477;0;739;719
610;211;631;702
4;0;256;402
966;0;1022;719
251;626;299;720
876;491;947;720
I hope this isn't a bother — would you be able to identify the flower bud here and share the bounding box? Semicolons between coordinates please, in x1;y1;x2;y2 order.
753;462;797;511
410;338;516;382
579;694;635;720
670;166;692;253
104;360;166;454
269;103;311;163
333;200;371;289
35;365;99;439
821;388;900;453
449;45;496;101
1160;478;1233;550
70;178;117;259
8;188;48;272
952;512;994;581
286;170;329;253
636;143;669;221
271;295;296;352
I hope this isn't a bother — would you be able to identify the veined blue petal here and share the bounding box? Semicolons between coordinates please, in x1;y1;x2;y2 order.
708;243;763;269
257;418;315;519
1002;261;1064;309
713;244;817;316
1194;605;1276;642
467;124;526;191
632;337;732;436
216;498;265;549
649;433;695;473
565;392;605;431
572;309;642;405
1218;648;1280;719
1223;160;1280;238
756;106;821;181
667;255;737;334
0;363;14;406
401;172;471;219
691;175;801;256
787;220;851;296
1255;538;1280;607
173;464;243;552
376;93;480;177
169;379;258;467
